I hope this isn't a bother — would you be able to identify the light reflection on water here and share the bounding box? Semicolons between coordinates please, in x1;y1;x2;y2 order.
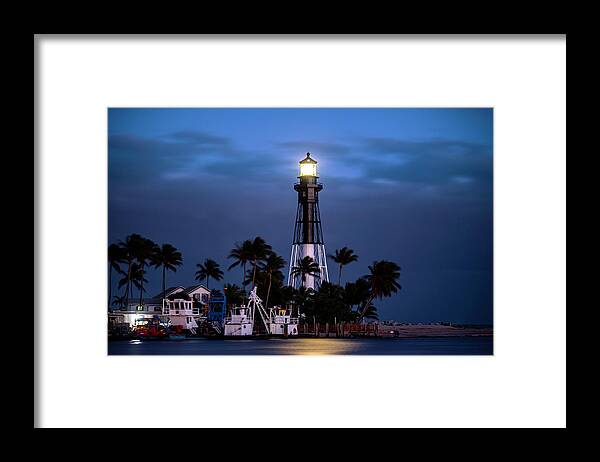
270;338;366;355
108;337;493;356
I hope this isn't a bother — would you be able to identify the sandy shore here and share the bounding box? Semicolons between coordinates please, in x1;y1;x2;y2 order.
377;324;492;338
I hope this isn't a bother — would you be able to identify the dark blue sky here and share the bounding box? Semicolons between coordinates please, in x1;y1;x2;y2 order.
108;108;493;324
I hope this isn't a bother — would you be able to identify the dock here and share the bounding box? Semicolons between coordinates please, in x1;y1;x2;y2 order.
298;322;492;338
299;322;378;338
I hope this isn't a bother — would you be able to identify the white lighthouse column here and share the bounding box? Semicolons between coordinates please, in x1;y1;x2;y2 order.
316;244;329;284
302;244;316;290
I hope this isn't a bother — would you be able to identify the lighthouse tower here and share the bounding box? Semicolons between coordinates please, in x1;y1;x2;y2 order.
287;153;329;290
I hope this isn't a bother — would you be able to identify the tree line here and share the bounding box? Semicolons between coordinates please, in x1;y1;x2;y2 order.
108;234;401;323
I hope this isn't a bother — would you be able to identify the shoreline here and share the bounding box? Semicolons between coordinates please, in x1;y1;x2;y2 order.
376;324;492;338
109;324;493;341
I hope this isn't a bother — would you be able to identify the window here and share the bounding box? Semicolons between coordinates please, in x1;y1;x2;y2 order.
201;294;209;303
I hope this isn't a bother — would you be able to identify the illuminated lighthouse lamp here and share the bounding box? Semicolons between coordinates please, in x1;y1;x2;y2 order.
299;153;318;177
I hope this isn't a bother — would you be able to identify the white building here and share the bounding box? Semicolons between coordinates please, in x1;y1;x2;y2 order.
112;284;211;329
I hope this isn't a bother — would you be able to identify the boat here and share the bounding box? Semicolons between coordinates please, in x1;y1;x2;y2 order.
133;325;169;340
267;305;299;337
222;286;270;338
223;306;254;337
168;325;187;340
132;316;169;340
108;323;134;340
163;292;199;335
203;286;299;339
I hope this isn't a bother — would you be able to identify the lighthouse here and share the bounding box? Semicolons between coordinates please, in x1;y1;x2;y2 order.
287;152;330;290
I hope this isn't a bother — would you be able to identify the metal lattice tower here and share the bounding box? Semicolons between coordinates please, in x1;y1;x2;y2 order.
287;153;329;290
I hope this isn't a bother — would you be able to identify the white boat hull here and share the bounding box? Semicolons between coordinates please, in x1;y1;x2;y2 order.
269;322;298;336
224;321;254;336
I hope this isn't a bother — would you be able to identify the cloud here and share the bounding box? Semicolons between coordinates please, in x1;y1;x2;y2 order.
108;133;206;176
166;131;231;145
360;137;492;187
163;131;236;152
108;131;298;189
277;140;351;156
274;136;492;188
109;131;243;181
109;132;492;205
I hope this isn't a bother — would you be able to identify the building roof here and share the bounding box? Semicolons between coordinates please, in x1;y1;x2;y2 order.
299;152;317;164
147;284;209;302
167;291;191;301
151;286;185;299
183;284;209;294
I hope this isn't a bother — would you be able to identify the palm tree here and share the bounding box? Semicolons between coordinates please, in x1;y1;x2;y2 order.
118;262;147;308
223;283;246;309
136;238;158;307
195;259;224;289
291;256;321;285
130;263;148;298
259;252;286;309
152;243;183;300
108;243;126;310
314;281;347;323
118;233;145;309
328;247;358;286
343;278;371;312
362;304;379;320
112;295;126;310
227;240;253;286
357;260;401;322
248;236;272;288
294;286;315;319
279;285;296;307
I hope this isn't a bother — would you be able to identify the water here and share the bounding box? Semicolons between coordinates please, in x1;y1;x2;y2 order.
108;336;493;355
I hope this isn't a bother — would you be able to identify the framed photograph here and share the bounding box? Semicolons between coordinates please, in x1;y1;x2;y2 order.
35;34;566;428
106;107;493;356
